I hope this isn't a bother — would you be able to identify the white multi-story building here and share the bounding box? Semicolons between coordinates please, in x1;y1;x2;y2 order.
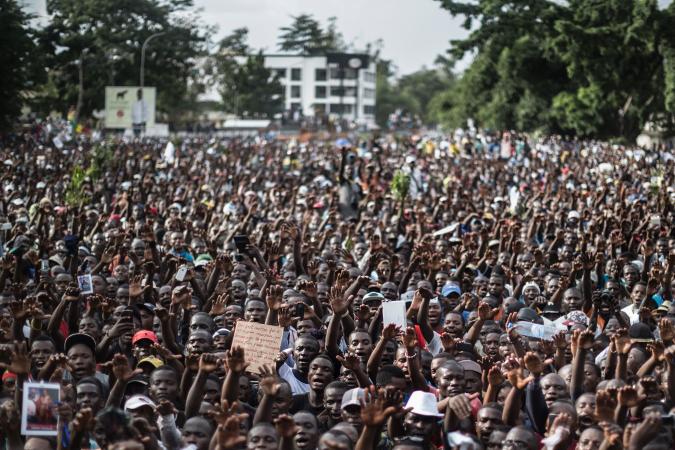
263;53;376;126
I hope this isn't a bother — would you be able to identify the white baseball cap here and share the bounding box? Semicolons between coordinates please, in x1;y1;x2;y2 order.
124;394;156;411
341;388;365;410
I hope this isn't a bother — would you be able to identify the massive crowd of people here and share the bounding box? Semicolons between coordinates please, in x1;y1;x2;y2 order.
0;122;674;450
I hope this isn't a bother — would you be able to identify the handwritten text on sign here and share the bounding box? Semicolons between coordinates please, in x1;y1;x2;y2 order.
231;321;284;374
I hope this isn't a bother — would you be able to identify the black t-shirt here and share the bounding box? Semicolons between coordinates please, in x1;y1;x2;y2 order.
290;392;324;415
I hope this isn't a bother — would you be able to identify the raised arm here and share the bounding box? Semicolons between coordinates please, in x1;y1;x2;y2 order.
569;329;593;401
185;354;219;419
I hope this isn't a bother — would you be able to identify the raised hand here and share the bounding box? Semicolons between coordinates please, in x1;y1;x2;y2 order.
487;366;504;386
274;414;299;439
658;318;674;342
199;353;221;373
128;274;145;298
595;389;617;423
152;343;181;362
171;285;192;309
447;393;473;420
210;294;228;316
504;357;532;390
277;307;292;328
617;385;644;407
258;365;281;397
381;323;401;341
215;254;234;274
577;329;594;351
224;346;248;373
336;352;361;371
401;326;418;352
329;288;352;316
647;341;665;362
523;351;545;377
356;304;371;324
208;400;248;428
477;301;499;321
215;415;248;449
360;386;402;427
552;332;567;350
266;285;284;311
540;339;555;357
612;329;632;355
298;280;317;299
440;332;461;355
71;408;94;433
111;353;142;382
0;341;31;375
155;399;178;417
548;413;573;441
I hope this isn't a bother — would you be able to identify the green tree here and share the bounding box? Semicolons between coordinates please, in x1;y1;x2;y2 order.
278;14;345;55
433;0;568;133
36;0;211;122
398;67;454;123
227;53;283;118
550;0;667;138
213;29;283;118
0;0;37;130
434;0;675;139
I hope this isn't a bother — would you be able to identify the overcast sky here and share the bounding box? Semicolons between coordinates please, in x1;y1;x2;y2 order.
21;0;673;76
21;0;466;76
193;0;467;75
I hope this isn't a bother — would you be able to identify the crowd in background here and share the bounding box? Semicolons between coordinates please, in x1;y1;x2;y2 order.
0;123;674;450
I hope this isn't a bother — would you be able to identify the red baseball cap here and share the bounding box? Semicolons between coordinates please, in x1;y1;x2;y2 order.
132;330;158;346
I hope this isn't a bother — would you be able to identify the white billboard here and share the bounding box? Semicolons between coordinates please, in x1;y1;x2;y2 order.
104;86;156;129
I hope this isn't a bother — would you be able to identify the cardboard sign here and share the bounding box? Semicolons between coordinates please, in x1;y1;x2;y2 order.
21;382;60;436
231;321;284;374
382;301;408;329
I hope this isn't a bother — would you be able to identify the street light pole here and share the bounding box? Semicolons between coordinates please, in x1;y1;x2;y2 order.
140;32;165;88
75;48;89;124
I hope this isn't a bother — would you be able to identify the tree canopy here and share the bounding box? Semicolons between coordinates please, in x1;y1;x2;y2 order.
211;28;283;118
429;0;675;139
0;0;38;131
278;14;346;55
33;0;211;121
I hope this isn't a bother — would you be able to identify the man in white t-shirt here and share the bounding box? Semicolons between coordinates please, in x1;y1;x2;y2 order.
277;335;320;395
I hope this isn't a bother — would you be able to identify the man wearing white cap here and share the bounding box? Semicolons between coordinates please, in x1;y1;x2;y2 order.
124;394;157;422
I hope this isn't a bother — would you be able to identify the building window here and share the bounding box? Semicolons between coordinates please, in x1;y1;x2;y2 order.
364;71;375;83
329;67;358;80
315;86;326;98
364;105;375;115
273;68;286;79
363;88;375;99
315;68;327;81
291;85;301;98
291;68;302;81
330;104;353;114
330;86;356;97
314;103;326;114
290;102;301;111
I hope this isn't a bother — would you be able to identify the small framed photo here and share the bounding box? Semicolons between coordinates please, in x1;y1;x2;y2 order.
77;274;94;295
21;381;60;436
